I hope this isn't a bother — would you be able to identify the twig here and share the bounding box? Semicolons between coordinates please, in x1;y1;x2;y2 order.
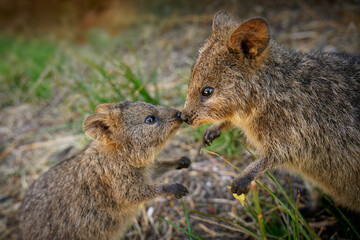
191;215;260;239
197;223;216;237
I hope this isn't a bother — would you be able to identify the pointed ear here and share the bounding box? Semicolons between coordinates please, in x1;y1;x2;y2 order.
212;10;231;33
83;114;111;140
95;103;113;114
229;17;270;58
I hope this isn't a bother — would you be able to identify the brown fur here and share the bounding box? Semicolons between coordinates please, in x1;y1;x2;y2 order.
19;101;190;240
182;10;360;212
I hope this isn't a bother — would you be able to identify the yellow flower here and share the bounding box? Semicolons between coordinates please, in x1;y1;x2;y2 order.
227;186;246;206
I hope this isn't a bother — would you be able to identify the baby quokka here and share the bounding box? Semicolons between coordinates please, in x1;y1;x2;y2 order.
19;101;190;240
182;10;360;212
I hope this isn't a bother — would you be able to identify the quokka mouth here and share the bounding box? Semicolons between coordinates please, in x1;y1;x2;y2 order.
181;111;206;126
181;116;194;126
168;124;182;135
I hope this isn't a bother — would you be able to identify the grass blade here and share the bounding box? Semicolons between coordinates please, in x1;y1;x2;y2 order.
201;149;242;172
204;146;318;239
155;214;203;240
82;58;124;100
251;182;267;239
182;200;193;240
324;196;360;239
294;192;301;240
266;172;317;239
239;141;318;239
119;62;159;104
257;182;313;240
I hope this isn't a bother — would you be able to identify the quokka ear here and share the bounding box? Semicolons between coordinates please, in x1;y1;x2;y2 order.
83;114;111;141
229;17;270;58
212;10;231;33
95;103;113;114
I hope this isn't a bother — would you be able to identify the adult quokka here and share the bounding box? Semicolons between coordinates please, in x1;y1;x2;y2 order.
182;10;360;212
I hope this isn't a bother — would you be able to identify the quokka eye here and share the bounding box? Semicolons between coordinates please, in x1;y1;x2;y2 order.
145;115;157;124
202;87;214;97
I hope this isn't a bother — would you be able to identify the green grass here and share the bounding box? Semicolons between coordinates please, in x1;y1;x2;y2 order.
160;146;359;239
206;149;317;239
192;124;244;156
323;196;360;239
156;213;203;240
0;31;165;133
182;200;194;240
0;36;55;107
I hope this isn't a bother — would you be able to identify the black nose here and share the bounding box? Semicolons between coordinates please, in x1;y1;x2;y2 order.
173;111;182;120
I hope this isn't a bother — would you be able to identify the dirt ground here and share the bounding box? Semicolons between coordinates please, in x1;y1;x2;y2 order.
1;0;360;239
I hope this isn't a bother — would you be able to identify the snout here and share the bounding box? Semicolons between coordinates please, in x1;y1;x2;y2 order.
180;112;193;125
173;110;182;121
170;110;186;125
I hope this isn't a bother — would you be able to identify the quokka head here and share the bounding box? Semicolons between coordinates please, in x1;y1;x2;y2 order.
182;10;270;126
83;101;183;153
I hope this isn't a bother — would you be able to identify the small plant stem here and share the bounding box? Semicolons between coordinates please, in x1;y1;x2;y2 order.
252;182;267;240
182;200;193;240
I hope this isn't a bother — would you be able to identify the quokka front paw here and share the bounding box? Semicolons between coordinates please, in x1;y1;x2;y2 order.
202;126;221;146
168;183;188;199
176;156;191;169
231;176;252;196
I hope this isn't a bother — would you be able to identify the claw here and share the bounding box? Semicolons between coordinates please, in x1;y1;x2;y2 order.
231;177;251;195
171;183;188;199
202;127;221;147
176;156;191;169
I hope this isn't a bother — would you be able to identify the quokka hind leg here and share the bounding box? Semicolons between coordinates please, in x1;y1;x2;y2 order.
151;156;191;180
299;181;321;216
